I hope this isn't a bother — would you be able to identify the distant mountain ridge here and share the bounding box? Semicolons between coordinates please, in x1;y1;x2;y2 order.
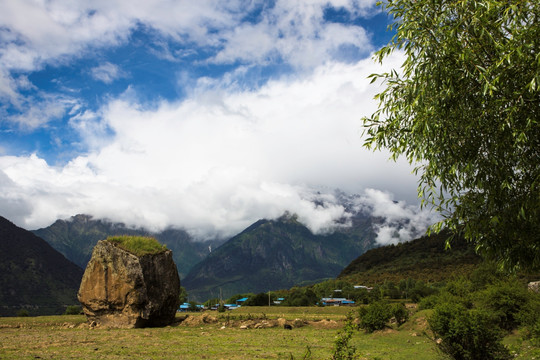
32;214;225;279
183;212;376;301
0;216;83;316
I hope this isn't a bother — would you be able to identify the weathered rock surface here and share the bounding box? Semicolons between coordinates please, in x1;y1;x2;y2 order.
78;240;180;328
528;281;540;293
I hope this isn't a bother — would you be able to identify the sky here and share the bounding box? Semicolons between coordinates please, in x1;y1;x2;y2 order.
0;0;439;243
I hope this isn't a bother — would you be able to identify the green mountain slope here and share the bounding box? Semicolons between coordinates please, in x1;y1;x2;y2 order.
32;214;224;279
0;216;83;316
338;230;482;284
182;213;376;301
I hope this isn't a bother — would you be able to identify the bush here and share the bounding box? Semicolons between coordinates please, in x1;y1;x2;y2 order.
517;291;540;343
392;303;409;327
419;284;474;312
478;280;530;331
16;309;29;317
409;280;438;302
429;302;511;360
418;294;440;310
358;301;392;333
331;312;357;360
469;262;502;290
64;305;82;315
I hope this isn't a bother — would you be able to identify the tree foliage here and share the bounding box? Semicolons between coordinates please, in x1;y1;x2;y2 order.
363;0;540;270
423;276;539;359
358;301;393;332
430;303;511;360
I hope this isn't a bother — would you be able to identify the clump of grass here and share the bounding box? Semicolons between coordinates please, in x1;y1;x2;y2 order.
106;235;166;257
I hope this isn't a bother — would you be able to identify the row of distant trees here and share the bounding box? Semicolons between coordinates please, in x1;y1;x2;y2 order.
182;277;442;308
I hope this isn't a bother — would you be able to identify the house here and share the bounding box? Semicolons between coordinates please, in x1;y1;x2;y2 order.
273;297;285;305
178;303;205;312
354;285;373;291
236;297;249;306
320;298;355;306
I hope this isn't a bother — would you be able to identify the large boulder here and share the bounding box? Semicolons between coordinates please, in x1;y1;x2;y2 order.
78;239;181;328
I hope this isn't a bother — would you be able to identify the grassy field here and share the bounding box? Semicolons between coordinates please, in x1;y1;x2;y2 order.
0;307;537;359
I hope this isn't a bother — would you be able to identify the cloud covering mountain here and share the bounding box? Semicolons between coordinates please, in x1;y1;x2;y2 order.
0;0;436;242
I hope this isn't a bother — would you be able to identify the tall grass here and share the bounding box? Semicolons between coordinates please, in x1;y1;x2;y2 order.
106;235;166;256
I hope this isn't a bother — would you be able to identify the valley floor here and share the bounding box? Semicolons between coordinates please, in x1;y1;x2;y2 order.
0;307;537;359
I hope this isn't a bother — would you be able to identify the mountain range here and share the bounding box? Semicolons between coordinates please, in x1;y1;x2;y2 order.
1;209;489;315
182;212;376;301
32;214;225;279
27;203;378;301
1;191;407;311
0;216;83;316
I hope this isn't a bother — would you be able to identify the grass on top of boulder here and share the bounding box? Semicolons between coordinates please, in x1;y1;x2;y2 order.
106;235;167;257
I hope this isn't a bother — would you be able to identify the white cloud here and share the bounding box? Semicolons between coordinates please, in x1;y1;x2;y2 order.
0;0;379;110
356;189;442;245
7;95;80;130
0;0;433;240
0;51;429;240
90;62;127;84
210;1;374;68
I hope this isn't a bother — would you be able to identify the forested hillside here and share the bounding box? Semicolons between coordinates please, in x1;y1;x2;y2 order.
338;230;482;284
0;216;83;316
183;213;376;301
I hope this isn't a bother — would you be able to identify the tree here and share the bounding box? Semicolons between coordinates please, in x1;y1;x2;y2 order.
178;286;188;304
363;0;540;270
244;292;273;306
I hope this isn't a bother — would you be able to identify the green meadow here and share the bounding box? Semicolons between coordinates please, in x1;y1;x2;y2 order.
1;307;537;359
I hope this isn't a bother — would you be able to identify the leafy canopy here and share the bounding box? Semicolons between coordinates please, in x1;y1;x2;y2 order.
363;0;540;270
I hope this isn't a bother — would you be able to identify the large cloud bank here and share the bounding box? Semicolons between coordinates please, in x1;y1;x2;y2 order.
0;0;439;243
0;52;433;241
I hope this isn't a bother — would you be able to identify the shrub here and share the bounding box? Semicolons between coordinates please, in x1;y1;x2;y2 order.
64;305;82;315
444;278;474;298
358;301;392;333
418;294;440;310
409;280;437;302
16;309;29;317
392;303;409;326
331;312;357;360
106;235;166;256
469;262;502;290
478;280;530;331
516;290;540;343
429;302;511;360
419;284;474;312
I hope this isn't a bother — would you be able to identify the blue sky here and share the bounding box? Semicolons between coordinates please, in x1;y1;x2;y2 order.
0;0;438;243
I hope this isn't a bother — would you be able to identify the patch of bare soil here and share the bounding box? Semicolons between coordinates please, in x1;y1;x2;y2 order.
414;316;428;330
179;314;314;330
179;313;219;326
